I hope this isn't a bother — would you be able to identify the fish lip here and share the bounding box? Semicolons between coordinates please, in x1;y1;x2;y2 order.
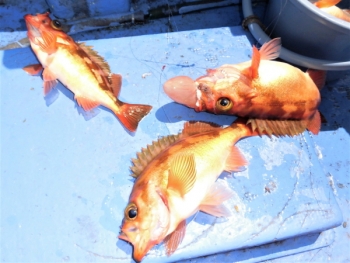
163;76;197;108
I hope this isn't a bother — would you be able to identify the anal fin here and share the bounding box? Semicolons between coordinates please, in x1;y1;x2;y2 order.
224;146;247;173
199;179;234;217
164;220;186;256
75;96;100;111
307;111;321;135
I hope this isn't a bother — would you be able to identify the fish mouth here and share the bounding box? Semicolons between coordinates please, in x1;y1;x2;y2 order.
119;230;154;262
163;76;198;109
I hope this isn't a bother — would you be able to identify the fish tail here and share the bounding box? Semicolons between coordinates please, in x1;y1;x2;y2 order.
114;102;152;132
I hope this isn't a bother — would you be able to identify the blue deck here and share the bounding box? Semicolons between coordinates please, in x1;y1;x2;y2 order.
1;1;349;262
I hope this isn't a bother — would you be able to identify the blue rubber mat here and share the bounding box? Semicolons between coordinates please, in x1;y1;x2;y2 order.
0;26;343;262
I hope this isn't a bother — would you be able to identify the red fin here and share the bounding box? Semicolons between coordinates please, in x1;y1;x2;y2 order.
182;121;221;137
111;74;122;97
168;154;196;197
307;69;326;90
43;80;58;96
23;64;43;75
307;111;321;135
130;134;180;178
75;96;100;111
250;46;260;79
199;180;234;217
43;68;56;81
164;220;186;256
224;146;247;172
259;38;281;60
246;118;307;137
38;30;57;54
115;103;152;132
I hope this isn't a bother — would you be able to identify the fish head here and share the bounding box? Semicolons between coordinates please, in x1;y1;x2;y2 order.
163;66;254;115
24;12;71;54
119;187;171;262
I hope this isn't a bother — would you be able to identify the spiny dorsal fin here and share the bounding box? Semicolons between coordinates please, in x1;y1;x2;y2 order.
182;121;222;137
247;118;307;137
78;42;111;75
130;134;181;178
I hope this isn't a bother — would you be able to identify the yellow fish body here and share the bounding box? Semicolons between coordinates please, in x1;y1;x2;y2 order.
119;119;259;261
23;12;152;132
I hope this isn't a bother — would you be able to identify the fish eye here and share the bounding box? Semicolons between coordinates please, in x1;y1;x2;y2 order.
51;20;62;30
125;204;138;220
216;97;233;111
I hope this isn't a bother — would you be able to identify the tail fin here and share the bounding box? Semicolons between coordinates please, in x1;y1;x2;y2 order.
115;102;152;132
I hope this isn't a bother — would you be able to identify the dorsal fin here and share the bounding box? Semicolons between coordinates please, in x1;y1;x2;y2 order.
182;121;222;137
130;134;181;178
78;43;111;76
250;46;260;79
259;38;281;60
246;118;308;137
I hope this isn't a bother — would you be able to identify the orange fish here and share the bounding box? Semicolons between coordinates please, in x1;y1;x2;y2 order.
23;12;152;132
119;119;260;262
163;38;326;137
314;0;350;22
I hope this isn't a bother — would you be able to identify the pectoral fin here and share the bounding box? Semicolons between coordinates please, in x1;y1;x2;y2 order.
199;180;234;217
164;220;186;256
168;154;196;197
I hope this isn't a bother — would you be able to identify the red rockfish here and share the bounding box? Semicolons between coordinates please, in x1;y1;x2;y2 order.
119;119;261;262
163;38;326;137
23;12;152;132
314;0;350;22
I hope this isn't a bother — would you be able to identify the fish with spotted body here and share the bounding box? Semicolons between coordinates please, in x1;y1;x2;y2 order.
23;12;152;132
163;38;326;137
